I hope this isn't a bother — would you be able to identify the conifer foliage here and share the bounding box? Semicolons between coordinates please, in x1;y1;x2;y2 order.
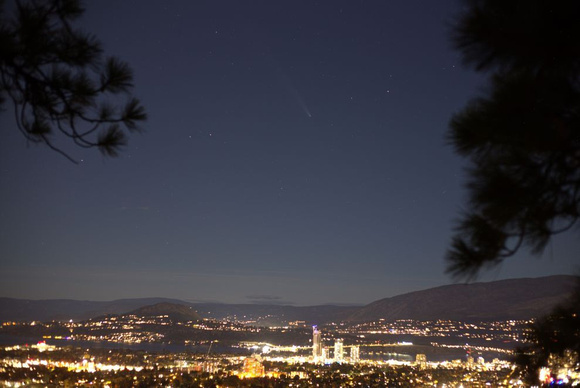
447;0;580;278
449;2;580;383
0;0;146;162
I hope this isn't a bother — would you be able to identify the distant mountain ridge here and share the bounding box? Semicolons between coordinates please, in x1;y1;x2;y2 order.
345;275;577;322
0;275;576;323
0;297;187;322
127;302;201;321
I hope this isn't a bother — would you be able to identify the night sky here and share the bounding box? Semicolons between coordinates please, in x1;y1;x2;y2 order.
1;0;578;306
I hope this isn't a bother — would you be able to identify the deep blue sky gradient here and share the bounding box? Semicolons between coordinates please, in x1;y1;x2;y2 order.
1;0;577;305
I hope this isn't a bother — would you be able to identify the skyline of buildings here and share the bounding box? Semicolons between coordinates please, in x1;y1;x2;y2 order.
312;325;359;364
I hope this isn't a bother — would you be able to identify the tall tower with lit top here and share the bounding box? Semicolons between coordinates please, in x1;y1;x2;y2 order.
334;339;344;362
312;326;322;360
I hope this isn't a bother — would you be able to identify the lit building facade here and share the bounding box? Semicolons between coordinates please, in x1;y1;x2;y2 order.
416;354;427;369
350;345;360;363
334;339;343;362
312;326;322;360
241;356;265;378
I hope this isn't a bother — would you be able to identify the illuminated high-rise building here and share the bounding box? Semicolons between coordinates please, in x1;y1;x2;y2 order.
350;345;360;363
467;355;475;367
334;339;344;362
312;326;322;360
416;354;427;369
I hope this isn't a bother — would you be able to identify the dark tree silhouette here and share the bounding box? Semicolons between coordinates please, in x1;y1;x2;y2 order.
514;286;580;386
0;0;146;162
448;1;580;385
446;0;580;279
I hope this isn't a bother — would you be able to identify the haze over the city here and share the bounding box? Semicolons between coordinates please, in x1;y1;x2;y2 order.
1;0;578;306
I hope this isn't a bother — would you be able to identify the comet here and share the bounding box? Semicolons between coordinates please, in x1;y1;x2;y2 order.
277;68;312;118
